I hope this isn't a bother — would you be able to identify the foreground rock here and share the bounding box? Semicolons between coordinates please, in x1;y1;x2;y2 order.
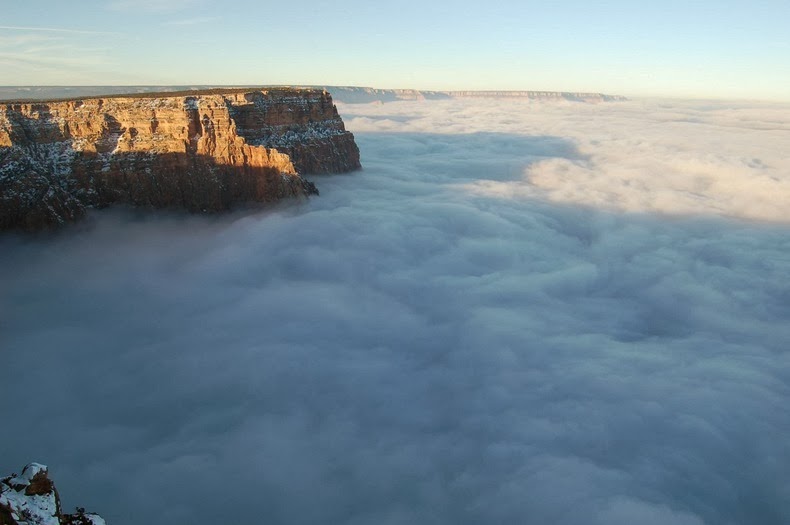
0;88;361;231
0;463;105;525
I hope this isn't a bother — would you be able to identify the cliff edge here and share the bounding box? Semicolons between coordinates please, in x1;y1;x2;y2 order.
0;88;361;231
1;463;105;525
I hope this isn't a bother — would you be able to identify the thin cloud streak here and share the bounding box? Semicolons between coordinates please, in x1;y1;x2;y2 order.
0;25;119;36
0;27;126;84
0;51;109;68
162;17;218;26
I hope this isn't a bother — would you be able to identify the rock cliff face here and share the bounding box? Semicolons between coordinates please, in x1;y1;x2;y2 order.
0;463;105;525
0;88;361;231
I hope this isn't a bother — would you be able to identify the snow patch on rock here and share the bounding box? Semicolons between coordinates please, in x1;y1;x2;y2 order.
1;464;106;525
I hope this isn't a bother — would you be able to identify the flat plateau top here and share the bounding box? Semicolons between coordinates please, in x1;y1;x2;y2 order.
0;86;323;105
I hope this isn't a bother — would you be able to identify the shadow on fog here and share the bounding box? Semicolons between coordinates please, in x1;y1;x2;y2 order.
350;130;790;226
350;131;587;185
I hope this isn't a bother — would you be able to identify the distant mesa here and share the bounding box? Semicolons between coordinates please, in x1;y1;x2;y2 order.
1;463;106;525
0;87;361;231
313;86;628;104
0;85;627;105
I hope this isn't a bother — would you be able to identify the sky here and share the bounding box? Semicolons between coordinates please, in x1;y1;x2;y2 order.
1;0;789;99
1;97;789;524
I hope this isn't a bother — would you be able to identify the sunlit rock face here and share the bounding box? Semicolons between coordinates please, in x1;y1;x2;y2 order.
0;463;106;525
0;88;361;231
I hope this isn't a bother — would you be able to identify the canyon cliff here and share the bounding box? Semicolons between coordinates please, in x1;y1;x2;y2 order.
0;88;361;231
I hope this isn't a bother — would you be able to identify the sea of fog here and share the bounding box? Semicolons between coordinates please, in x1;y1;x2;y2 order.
2;98;789;525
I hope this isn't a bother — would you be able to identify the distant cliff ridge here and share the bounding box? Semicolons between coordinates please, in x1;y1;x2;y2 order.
0;88;361;231
316;87;628;104
0;86;628;105
449;90;626;101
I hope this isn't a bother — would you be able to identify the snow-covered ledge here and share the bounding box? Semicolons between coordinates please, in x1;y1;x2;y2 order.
0;463;105;525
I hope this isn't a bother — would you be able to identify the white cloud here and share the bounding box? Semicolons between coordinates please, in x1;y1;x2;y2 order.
341;98;790;223
1;98;788;525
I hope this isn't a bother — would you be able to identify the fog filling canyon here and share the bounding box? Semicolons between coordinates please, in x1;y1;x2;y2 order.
1;97;789;525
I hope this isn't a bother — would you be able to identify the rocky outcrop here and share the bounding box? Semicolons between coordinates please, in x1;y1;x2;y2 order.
0;463;105;525
0;88;361;231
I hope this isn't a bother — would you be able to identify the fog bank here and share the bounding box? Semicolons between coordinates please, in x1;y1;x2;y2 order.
2;98;789;525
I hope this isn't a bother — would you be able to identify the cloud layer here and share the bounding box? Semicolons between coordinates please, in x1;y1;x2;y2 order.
342;98;790;222
1;98;789;525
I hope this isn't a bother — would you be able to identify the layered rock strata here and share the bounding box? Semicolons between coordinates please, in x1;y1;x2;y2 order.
0;88;361;231
0;463;105;525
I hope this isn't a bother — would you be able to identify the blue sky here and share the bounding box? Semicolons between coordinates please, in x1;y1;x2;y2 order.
1;0;789;99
